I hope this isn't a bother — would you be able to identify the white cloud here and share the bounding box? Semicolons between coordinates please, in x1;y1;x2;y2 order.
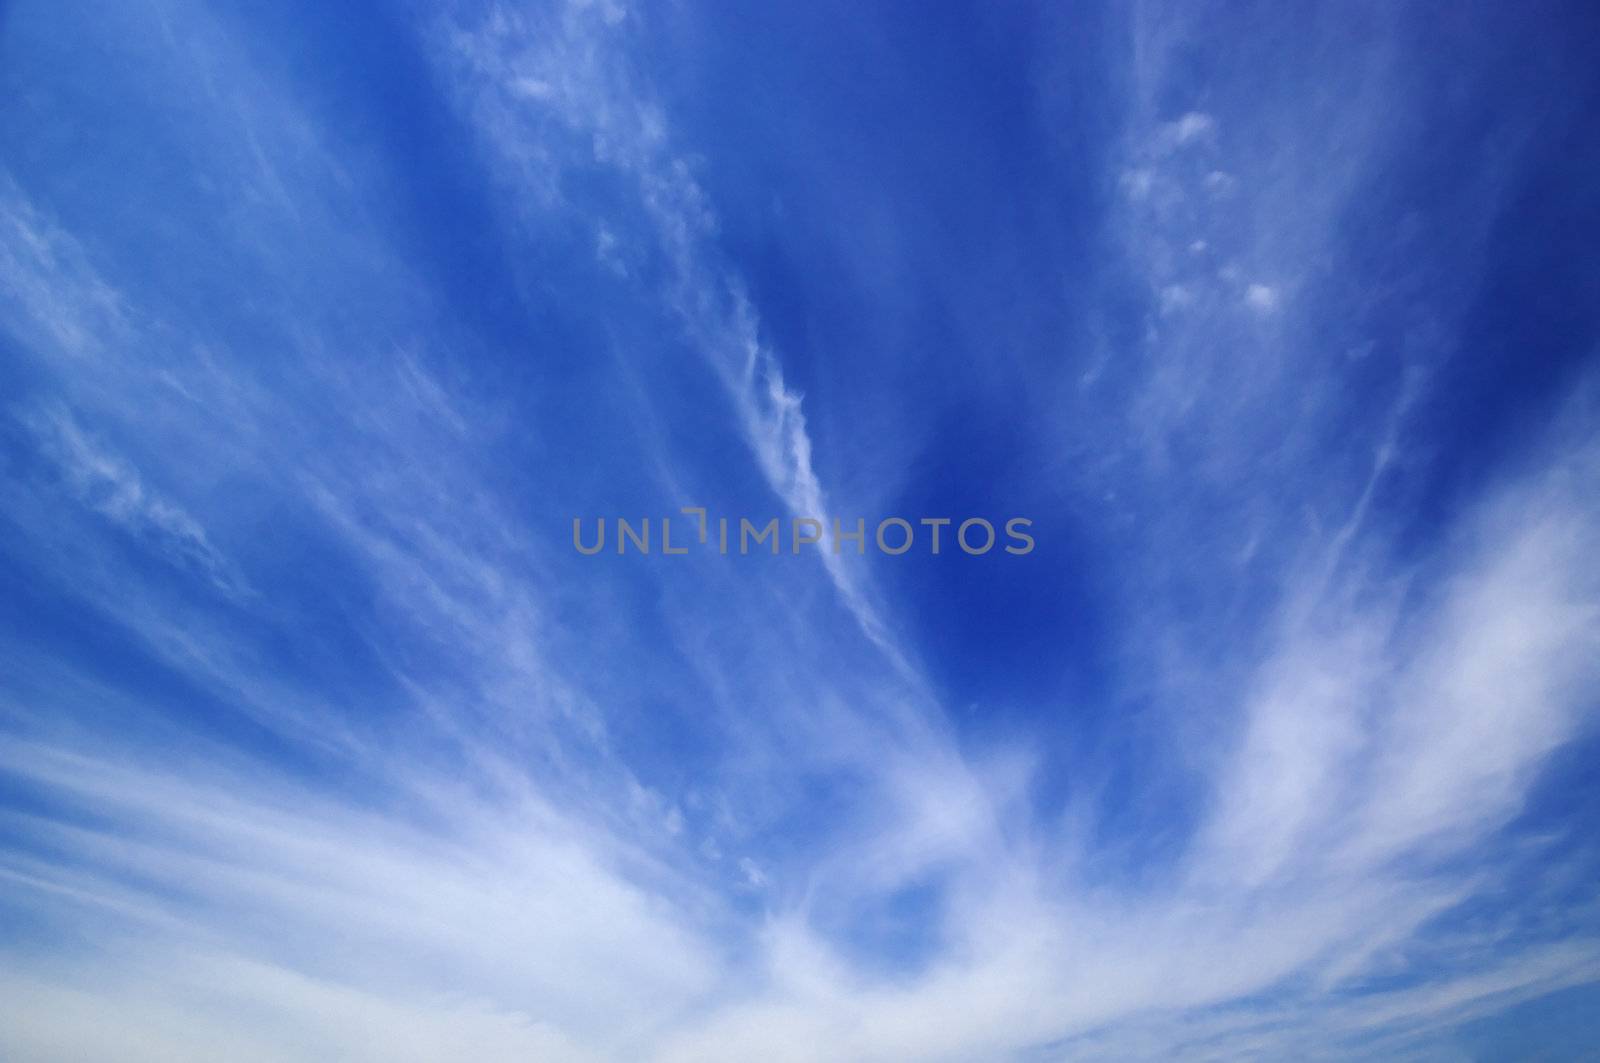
0;3;1595;1061
440;0;910;671
1203;169;1236;195
20;404;248;596
1160;283;1195;314
1244;282;1278;312
1173;110;1216;144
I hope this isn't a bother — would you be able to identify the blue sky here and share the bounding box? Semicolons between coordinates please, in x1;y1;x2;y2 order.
3;1;1600;1059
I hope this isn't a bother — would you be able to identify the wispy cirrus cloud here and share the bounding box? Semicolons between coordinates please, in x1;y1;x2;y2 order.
0;0;1597;1060
18;404;249;597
